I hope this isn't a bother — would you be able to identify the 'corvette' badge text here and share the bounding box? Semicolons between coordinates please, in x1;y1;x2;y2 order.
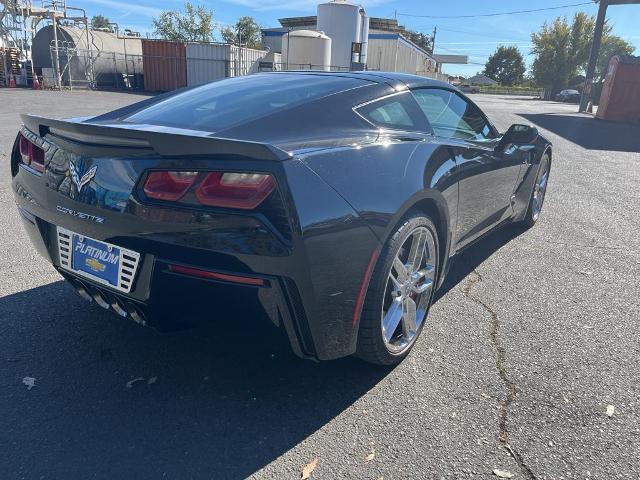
56;205;105;224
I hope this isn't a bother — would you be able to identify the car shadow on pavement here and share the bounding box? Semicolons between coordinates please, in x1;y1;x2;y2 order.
518;112;640;153
434;224;525;303
0;280;389;479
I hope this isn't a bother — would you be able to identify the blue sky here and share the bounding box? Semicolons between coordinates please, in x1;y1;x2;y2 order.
81;0;640;76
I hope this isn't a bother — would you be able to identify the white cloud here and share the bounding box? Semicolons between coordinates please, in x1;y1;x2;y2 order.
82;0;163;18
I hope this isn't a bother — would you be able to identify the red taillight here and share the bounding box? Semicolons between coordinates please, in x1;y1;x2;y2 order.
18;133;45;173
143;171;198;201
168;264;266;286
19;134;31;165
142;170;277;210
195;172;276;210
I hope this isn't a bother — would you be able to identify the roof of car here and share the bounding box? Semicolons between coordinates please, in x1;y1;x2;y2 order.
265;70;453;90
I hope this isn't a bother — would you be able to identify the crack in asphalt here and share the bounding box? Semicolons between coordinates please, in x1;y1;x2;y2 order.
462;269;537;480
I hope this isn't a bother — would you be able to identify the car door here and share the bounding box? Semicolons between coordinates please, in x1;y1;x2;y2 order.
411;88;521;249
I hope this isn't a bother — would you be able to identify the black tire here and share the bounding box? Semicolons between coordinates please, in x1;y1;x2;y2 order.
519;152;551;229
355;213;439;366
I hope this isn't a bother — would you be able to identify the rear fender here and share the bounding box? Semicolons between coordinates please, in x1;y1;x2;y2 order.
299;139;458;287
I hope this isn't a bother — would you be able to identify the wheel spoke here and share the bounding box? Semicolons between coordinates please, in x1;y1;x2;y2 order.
388;272;402;289
402;297;417;335
382;298;403;342
415;290;431;327
419;263;436;280
413;278;433;294
539;171;548;190
392;257;409;283
381;225;437;354
407;231;427;271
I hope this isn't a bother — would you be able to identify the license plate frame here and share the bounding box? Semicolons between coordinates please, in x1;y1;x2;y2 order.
57;227;140;294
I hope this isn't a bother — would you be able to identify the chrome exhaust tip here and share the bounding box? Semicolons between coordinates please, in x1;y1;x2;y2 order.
91;289;110;309
72;279;93;303
126;303;147;326
110;296;128;317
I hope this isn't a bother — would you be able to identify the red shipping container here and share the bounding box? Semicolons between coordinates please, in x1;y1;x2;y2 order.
142;39;187;92
597;55;640;123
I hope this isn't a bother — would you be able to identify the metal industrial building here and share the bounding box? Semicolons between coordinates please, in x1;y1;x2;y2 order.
262;2;443;79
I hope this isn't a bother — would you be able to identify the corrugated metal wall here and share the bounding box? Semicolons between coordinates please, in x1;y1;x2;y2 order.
186;43;229;86
597;55;640;122
185;44;274;86
367;38;398;72
142;39;187;91
229;46;272;77
367;36;442;79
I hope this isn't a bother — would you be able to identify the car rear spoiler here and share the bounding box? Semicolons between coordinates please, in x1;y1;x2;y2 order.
21;114;292;162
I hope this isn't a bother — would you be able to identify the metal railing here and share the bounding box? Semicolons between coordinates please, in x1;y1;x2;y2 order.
476;86;544;97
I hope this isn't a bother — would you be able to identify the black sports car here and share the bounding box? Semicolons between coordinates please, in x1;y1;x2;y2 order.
11;72;551;365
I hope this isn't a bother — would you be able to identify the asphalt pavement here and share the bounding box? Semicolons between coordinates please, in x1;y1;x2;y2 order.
0;89;638;480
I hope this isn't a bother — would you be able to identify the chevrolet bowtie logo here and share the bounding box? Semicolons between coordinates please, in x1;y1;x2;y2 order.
85;257;106;273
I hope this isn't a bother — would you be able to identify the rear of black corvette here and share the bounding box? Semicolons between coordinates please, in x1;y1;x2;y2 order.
11;72;551;364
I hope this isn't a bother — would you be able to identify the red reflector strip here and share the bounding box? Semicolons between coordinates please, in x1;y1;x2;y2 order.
352;249;379;326
168;264;266;286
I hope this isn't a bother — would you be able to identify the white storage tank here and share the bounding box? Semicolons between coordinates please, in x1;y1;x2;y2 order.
281;30;332;71
317;0;368;70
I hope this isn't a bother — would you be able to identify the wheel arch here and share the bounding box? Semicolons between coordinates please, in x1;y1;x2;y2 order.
381;191;453;288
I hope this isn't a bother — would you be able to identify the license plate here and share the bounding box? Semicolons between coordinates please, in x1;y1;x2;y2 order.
57;227;140;293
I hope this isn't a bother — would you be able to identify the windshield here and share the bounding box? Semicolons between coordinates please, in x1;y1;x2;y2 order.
124;74;369;132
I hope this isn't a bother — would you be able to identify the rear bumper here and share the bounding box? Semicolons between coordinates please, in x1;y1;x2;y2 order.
12;150;382;361
15;206;318;359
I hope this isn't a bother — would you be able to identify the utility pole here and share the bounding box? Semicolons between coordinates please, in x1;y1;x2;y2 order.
432;26;438;72
579;0;608;112
431;26;437;54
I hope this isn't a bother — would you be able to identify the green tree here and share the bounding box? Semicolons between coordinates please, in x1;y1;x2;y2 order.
483;45;526;86
531;12;636;92
596;35;635;80
405;30;433;55
531;15;581;92
221;16;263;49
91;14;110;30
152;2;215;42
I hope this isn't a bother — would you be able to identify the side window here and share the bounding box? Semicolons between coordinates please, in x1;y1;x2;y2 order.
355;91;429;132
411;88;496;141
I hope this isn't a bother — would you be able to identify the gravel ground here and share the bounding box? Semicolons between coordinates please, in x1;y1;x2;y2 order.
0;89;638;480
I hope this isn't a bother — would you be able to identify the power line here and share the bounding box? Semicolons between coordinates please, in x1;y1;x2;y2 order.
435;26;529;42
396;1;596;19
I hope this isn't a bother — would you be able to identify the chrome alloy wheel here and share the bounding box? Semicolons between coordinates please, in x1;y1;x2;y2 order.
532;156;549;221
381;226;437;354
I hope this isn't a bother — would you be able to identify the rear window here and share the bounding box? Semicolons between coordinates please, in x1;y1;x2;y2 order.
124;74;368;132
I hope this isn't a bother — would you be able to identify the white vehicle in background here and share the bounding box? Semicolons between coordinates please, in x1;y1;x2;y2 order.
458;84;480;94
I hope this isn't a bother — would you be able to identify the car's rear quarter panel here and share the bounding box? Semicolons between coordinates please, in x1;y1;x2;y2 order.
299;139;460;274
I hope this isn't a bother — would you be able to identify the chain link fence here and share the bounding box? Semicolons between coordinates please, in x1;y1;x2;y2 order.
43;46;453;91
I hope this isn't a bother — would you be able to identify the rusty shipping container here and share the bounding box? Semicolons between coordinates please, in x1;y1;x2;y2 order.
597;55;640;123
142;39;187;92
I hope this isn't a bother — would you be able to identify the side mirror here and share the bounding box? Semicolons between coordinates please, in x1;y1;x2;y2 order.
497;124;538;151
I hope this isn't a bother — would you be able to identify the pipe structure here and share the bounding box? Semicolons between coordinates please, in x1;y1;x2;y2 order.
51;12;61;88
